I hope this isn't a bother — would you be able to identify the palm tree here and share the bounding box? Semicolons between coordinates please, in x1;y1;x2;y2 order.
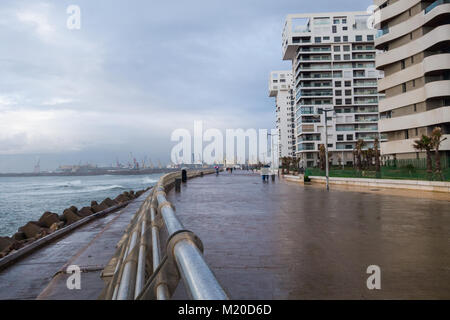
413;135;433;175
431;127;448;180
374;137;381;173
280;157;288;174
319;144;326;171
355;139;365;171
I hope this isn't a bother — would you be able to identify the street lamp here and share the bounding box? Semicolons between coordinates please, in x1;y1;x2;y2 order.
267;132;279;176
318;108;334;191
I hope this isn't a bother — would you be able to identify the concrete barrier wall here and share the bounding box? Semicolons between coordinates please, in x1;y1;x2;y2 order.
284;175;450;193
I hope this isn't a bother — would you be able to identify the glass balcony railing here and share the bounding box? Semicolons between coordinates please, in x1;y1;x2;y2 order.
376;27;389;38
425;0;450;14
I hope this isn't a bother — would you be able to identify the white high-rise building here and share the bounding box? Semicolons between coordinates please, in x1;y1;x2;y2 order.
269;71;296;158
374;0;450;160
282;12;385;168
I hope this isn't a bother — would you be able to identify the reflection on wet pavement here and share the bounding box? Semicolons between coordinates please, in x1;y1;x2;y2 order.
168;171;450;299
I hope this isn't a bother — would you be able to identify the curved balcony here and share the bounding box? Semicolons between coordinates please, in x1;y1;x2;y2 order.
379;106;450;133
375;3;450;49
376;24;450;69
381;135;450;155
379;80;450;112
378;53;450;92
374;0;420;29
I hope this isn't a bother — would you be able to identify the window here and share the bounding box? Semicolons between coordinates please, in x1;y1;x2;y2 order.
415;128;418;136
411;56;414;64
343;26;348;31
343;45;350;51
401;60;406;69
335;90;342;96
334;54;341;60
315;37;322;43
323;36;330;40
328;144;333;148
344;54;350;60
405;130;409;139
332;25;337;33
414;104;417;112
334;36;341;42
334;46;341;52
345;90;352;96
410;33;413;40
335;81;342;87
402;83;407;93
367;35;374;41
345;81;351;87
336;99;342;105
333;19;340;24
343;36;348;42
345;98;352;105
347;134;353;140
337;135;344;141
356;35;363;41
342;19;347;24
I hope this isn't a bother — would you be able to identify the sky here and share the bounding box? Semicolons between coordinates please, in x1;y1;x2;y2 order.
0;0;372;172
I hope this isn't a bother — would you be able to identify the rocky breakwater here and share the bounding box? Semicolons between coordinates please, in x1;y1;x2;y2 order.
0;189;148;259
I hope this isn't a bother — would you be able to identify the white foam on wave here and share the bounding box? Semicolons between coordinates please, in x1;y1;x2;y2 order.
142;177;158;184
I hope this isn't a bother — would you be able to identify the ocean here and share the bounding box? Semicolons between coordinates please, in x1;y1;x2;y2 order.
0;174;162;237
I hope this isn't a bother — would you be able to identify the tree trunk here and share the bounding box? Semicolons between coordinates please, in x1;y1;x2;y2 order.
426;150;433;174
435;147;442;180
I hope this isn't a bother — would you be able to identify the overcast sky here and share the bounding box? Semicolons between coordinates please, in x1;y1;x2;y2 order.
0;0;372;172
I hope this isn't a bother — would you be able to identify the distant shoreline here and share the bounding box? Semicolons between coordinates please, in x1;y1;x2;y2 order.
0;168;178;178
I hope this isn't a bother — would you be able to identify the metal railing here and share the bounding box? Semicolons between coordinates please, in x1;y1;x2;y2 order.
100;170;229;300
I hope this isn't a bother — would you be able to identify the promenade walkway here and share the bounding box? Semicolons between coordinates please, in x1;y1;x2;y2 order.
168;171;450;299
0;190;151;300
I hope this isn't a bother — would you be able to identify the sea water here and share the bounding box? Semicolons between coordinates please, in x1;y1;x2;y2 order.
0;174;162;237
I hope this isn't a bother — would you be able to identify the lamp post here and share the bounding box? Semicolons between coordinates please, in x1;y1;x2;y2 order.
267;132;279;176
318;108;334;191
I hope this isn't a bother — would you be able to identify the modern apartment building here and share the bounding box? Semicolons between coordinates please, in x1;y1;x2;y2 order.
282;12;385;168
374;0;450;160
269;71;296;158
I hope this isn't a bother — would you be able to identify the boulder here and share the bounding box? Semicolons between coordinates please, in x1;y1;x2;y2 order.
78;207;94;217
19;222;44;239
114;194;129;203
62;209;82;225
38;212;60;228
69;206;78;214
91;201;98;207
49;221;64;232
0;237;15;252
135;190;144;198
91;203;109;213
12;232;26;241
101;197;116;207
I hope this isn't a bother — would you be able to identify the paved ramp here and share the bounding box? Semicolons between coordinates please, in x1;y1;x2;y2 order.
167;171;450;299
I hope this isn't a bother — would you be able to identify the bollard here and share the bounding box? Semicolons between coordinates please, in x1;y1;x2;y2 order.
200;172;204;177
181;169;187;183
175;178;181;192
271;174;275;182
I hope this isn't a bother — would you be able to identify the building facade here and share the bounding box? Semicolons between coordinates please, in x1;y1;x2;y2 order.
374;0;450;160
269;71;296;158
282;12;385;168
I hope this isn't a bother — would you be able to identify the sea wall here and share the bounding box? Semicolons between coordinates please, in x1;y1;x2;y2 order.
0;188;149;259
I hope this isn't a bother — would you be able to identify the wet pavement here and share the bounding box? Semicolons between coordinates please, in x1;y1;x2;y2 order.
167;171;450;299
0;190;151;300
